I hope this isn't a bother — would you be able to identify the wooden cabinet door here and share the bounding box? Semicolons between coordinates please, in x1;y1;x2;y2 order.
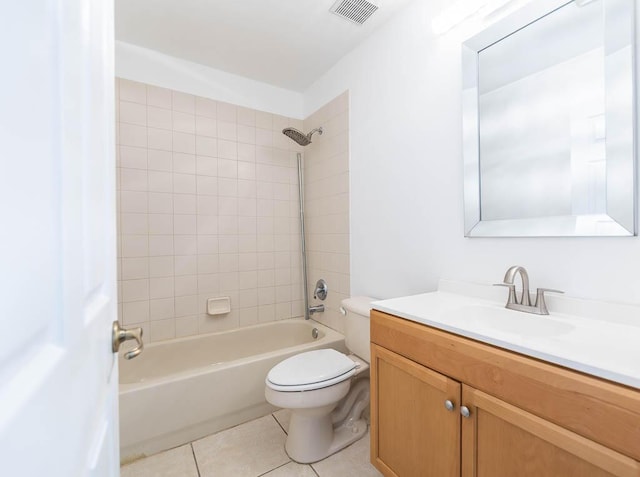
371;344;461;477
461;385;640;477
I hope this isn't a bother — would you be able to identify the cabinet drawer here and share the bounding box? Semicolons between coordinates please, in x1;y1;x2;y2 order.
371;310;640;461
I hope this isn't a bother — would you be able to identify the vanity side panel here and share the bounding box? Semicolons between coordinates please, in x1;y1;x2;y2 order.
370;310;640;461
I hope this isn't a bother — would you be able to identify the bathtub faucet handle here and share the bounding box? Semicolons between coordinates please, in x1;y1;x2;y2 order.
112;321;144;360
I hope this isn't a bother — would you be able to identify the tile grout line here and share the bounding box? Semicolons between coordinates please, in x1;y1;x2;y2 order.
190;442;202;477
271;413;288;435
309;464;321;477
255;460;292;477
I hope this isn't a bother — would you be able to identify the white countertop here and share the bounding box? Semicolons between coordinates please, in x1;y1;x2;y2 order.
372;280;640;389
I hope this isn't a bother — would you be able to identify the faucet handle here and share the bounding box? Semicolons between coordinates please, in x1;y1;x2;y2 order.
536;288;564;295
493;283;517;305
534;288;564;315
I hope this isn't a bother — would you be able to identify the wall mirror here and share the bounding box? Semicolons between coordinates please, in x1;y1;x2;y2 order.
462;0;635;237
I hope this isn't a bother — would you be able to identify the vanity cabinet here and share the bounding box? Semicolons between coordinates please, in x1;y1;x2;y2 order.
370;310;640;477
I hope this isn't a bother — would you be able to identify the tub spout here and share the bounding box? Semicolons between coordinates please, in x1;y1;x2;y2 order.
309;304;324;315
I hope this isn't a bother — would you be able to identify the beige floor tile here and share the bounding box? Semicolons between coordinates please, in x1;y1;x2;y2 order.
120;445;198;477
262;461;317;476
193;415;289;477
273;408;291;433
311;432;382;477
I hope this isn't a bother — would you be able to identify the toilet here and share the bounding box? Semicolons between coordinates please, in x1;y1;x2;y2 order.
265;296;375;464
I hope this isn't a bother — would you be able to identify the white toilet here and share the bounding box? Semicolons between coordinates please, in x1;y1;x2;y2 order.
265;296;375;464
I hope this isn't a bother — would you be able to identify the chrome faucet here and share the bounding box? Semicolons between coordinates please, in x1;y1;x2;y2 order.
495;265;563;315
309;304;325;315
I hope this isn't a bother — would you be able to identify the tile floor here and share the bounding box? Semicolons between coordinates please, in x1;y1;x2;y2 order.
120;409;383;477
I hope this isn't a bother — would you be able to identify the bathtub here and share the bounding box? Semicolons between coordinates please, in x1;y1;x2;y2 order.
118;319;347;462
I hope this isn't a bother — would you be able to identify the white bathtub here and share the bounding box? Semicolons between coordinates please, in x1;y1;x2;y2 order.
118;319;346;462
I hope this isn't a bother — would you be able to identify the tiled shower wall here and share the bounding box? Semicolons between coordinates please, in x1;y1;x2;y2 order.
303;92;351;333
115;78;306;342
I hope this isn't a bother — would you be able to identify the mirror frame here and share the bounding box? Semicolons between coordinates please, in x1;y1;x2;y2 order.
462;0;636;237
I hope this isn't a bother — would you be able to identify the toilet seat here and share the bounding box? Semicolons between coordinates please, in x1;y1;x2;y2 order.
266;349;357;392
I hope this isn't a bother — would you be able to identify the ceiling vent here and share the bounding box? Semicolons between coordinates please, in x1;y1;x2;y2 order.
329;0;379;25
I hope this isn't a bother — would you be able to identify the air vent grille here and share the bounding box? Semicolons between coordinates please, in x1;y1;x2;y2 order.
330;0;379;25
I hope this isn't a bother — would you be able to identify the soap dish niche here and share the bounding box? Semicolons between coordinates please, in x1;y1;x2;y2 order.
207;297;231;316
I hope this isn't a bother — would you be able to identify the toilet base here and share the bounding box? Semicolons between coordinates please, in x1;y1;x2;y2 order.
285;414;368;464
284;378;370;464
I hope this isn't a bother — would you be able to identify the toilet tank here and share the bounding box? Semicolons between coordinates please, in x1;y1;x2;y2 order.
341;296;376;363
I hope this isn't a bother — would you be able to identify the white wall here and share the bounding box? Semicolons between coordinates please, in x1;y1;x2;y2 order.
116;41;304;119
304;0;640;305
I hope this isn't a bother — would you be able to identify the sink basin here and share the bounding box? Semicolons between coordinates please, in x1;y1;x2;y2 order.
443;304;575;338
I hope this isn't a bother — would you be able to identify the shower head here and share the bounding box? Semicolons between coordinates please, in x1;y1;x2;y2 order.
282;127;323;146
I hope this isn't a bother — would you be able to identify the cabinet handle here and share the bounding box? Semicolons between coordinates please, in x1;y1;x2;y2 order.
460;406;471;418
444;400;455;412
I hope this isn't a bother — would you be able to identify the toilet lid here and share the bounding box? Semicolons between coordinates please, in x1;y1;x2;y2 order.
266;349;357;391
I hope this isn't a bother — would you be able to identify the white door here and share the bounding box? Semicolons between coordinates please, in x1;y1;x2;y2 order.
0;1;120;476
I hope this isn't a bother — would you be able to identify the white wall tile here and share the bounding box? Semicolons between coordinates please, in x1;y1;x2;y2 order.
175;295;198;317
174;235;198;255
218;139;237;159
150;277;174;299
173;153;196;174
121;213;148;235
121;169;149;193
173;132;196;154
175;255;198;276
116;79;331;342
148;127;172;151
218;159;238;179
122;279;149;302
150;297;175;320
120;124;147;148
148;170;173;193
196;116;217;138
173;173;196;194
174;215;197;235
121;258;149;280
148;214;173;235
218;178;238;197
175;275;197;297
237;107;256;126
172;91;195;114
149;235;173;256
237;125;255;144
148;192;173;213
217;102;237;122
149;256;174;277
149;319;175;341
148;149;173;172
120;146;147;170
174;194;197;214
197;235;218;254
196;136;217;157
120;80;146;104
147;106;172;130
238;143;256;161
170;114;194;139
120;101;147;126
195;97;217;118
147;85;172;109
196;156;217;177
217;121;237;141
255;111;272;130
123;300;149;325
122;234;148;258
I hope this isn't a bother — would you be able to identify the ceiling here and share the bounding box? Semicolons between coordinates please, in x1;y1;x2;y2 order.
115;0;414;92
